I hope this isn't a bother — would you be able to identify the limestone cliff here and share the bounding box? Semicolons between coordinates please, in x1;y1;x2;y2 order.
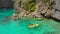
13;0;55;20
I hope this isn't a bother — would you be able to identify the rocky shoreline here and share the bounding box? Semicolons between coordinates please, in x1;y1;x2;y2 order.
13;0;60;20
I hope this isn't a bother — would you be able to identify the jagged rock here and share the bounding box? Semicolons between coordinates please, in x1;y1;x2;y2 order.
55;0;60;10
13;0;55;19
44;9;55;17
0;0;13;8
13;7;31;19
28;11;42;18
13;13;19;19
51;11;60;20
51;0;60;20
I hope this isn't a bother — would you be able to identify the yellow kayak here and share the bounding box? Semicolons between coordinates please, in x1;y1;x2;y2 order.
28;24;39;28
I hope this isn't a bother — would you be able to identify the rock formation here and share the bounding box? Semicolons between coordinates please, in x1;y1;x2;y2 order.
51;0;60;20
51;11;60;20
0;0;13;8
13;0;60;20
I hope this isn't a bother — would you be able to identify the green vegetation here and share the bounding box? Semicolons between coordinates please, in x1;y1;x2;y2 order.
28;2;36;12
22;0;54;12
23;0;36;12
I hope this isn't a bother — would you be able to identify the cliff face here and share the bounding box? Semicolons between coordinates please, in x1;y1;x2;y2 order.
51;0;60;20
0;0;13;8
13;0;57;20
55;0;60;10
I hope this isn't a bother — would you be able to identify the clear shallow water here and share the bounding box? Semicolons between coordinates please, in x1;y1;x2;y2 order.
0;9;60;34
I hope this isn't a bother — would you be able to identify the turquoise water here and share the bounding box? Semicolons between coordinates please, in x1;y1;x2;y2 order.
0;9;60;34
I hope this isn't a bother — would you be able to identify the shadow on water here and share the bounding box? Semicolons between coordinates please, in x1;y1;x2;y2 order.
50;17;60;22
52;18;60;22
